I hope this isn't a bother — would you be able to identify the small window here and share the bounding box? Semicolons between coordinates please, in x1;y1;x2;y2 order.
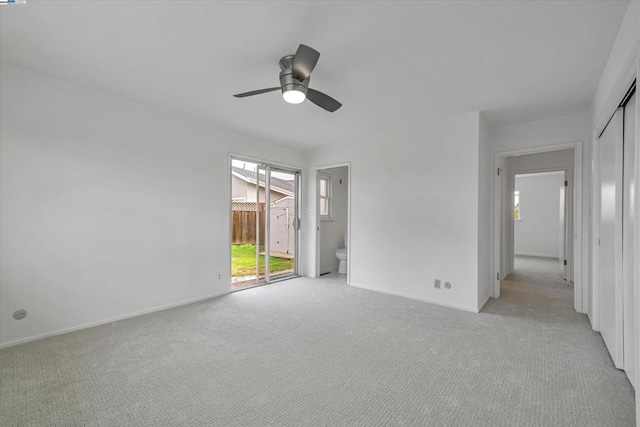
514;190;521;220
319;173;331;220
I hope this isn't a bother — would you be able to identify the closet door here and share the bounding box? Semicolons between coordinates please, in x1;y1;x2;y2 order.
623;92;636;386
598;108;624;369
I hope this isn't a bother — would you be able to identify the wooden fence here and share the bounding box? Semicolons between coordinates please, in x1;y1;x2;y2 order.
232;203;265;245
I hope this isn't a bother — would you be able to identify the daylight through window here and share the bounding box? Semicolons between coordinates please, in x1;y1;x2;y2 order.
319;174;331;219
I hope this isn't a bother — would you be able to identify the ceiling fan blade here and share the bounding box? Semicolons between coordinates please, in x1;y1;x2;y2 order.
292;44;320;81
233;87;280;98
306;88;342;112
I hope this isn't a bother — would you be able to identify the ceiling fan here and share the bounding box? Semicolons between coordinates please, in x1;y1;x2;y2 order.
233;44;342;113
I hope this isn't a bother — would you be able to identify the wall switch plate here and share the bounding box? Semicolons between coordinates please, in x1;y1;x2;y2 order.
434;279;441;289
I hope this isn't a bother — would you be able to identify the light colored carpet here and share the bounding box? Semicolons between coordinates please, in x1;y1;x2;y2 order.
0;266;635;426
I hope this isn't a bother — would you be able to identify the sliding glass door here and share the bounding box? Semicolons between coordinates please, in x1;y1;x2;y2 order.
231;158;299;291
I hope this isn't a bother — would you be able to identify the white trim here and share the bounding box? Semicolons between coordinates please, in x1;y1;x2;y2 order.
492;141;583;313
494;158;505;297
0;292;225;349
314;162;351;285
591;129;600;332
514;252;561;259
516;170;565;179
350;282;480;313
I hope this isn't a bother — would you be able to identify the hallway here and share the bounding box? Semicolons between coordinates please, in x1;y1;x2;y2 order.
499;255;573;312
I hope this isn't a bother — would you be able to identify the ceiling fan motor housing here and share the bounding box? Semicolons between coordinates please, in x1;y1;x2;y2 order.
279;55;308;95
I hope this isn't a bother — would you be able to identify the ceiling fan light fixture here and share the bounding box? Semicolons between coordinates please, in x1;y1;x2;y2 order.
233;44;342;112
282;89;306;104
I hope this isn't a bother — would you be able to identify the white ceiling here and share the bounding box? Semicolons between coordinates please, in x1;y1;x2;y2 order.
0;1;629;149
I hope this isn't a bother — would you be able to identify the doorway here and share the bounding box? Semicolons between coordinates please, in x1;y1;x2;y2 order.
230;157;300;291
513;170;571;280
315;164;350;283
493;145;582;310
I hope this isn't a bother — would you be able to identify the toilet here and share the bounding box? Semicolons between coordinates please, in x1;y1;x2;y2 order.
335;233;348;274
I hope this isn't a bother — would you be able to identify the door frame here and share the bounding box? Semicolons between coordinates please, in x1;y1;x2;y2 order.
509;169;572;277
492;141;584;312
314;162;351;284
228;153;302;292
558;170;568;280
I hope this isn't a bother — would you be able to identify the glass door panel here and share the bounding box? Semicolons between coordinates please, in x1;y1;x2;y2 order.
256;164;267;284
268;168;297;279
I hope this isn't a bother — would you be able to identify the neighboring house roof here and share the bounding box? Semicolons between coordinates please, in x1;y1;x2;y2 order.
232;166;295;196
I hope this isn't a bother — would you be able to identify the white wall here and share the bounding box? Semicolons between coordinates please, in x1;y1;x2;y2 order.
514;172;564;258
0;64;306;347
318;166;348;274
477;113;492;309
591;0;640;125
308;112;481;312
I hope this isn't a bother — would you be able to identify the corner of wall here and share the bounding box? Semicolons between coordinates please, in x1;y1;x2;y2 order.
477;112;493;308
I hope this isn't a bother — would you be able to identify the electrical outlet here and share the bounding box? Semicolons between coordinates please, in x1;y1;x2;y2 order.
216;273;222;281
434;279;441;289
13;309;27;320
444;282;452;289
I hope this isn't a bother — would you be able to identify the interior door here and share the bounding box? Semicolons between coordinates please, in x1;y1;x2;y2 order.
598;108;624;369
622;91;636;386
559;174;566;279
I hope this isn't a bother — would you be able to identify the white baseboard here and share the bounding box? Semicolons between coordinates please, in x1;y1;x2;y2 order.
349;282;479;313
0;291;226;349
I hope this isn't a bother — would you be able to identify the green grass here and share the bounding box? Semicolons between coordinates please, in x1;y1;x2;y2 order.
232;244;294;277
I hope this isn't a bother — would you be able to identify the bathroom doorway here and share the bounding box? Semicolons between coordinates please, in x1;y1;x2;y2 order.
315;164;350;283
